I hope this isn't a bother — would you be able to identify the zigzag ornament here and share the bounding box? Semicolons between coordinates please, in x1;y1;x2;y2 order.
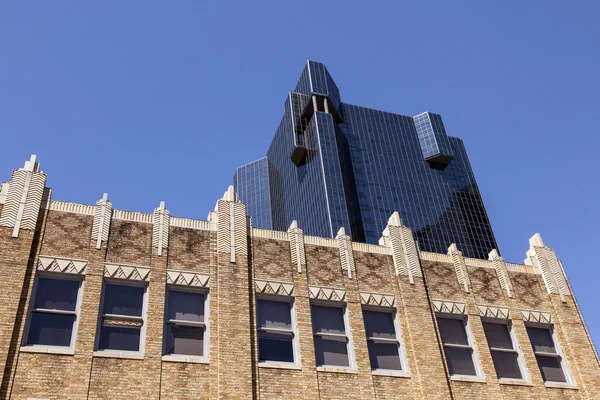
104;263;150;281
309;286;346;302
37;256;87;275
166;269;209;287
255;280;294;296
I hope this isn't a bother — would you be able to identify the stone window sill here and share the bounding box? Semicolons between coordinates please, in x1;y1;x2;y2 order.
93;351;144;360
372;369;411;378
451;375;486;383
499;379;533;387
316;366;358;374
258;362;301;370
545;382;578;390
162;355;209;364
20;346;74;356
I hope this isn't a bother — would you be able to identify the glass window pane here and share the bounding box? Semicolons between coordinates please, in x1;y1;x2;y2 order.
311;305;345;334
537;356;567;383
491;351;522;379
367;342;401;370
26;312;75;346
314;336;349;367
526;327;557;354
258;332;294;363
102;284;144;317
482;322;514;350
165;325;204;356
444;347;476;376
257;299;292;330
33;277;79;311
167;290;204;323
363;310;396;340
98;320;141;351
437;317;469;346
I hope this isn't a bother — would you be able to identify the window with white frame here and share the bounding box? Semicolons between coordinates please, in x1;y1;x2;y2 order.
24;275;83;348
256;297;296;363
526;325;571;383
436;316;480;377
311;303;352;367
482;320;526;380
362;308;404;371
164;288;207;357
96;282;147;352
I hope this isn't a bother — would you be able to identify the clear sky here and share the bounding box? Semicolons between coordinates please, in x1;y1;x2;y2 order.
1;2;598;348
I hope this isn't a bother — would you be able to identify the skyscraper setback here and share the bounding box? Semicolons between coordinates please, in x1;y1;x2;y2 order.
234;61;497;259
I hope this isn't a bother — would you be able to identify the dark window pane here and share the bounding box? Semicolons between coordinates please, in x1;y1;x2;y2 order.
526;327;557;354
491;351;522;379
314;336;349;367
167;290;204;323
311;305;345;334
258;332;294;363
437;317;469;346
257;299;292;330
482;322;513;350
26;312;75;346
33;277;79;311
102;284;144;317
367;341;401;370
537;356;567;383
98;321;141;351
165;325;204;356
363;310;396;340
444;347;476;376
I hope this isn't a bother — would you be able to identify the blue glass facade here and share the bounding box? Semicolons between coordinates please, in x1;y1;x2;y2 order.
234;61;498;259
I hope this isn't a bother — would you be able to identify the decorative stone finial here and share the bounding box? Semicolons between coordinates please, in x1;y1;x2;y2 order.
525;234;569;302
288;220;305;273
336;227;355;279
152;201;170;256
379;211;421;284
489;248;512;298
448;243;470;293
91;193;112;249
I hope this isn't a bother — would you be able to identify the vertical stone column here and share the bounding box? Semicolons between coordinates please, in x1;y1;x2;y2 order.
0;156;47;395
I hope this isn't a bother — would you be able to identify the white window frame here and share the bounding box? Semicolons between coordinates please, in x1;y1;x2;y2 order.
255;293;299;367
362;305;408;375
22;272;85;353
436;314;483;379
481;318;529;382
94;278;149;356
525;322;574;385
310;299;355;370
162;285;209;362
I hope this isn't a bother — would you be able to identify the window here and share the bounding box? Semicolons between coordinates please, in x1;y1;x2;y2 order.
164;289;207;357
25;275;83;348
362;309;404;371
526;325;570;383
311;304;352;367
96;282;146;352
482;321;526;380
256;298;296;363
437;316;479;377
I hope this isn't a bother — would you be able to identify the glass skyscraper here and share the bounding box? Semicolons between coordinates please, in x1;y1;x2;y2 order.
234;61;498;259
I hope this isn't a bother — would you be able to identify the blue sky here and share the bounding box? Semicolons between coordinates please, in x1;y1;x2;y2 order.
1;2;598;347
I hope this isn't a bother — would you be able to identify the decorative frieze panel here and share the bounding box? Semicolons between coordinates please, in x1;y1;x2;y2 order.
288;220;306;273
336;227;355;279
255;280;294;296
166;269;209;287
152;201;170;256
448;243;470;293
489;249;513;298
477;305;510;319
91;193;112;249
379;212;421;284
309;286;346;302
521;310;552;324
432;300;466;315
104;263;150;281
360;292;395;307
525;233;570;301
37;256;87;275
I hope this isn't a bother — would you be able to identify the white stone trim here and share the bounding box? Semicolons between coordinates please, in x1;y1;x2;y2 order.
104;263;150;281
359;292;395;307
113;210;153;224
525;234;570;301
91;194;112;249
521;309;552;324
420;252;453;263
448;244;470;293
351;242;391;255
432;300;466;315
252;228;288;241
477;305;510;319
309;286;346;302
152;201;169;257
287;221;306;273
464;258;494;269
171;217;212;231
304;235;337;247
50;201;94;216
489;249;513;298
166;269;209;288
336;227;355;279
255;280;294;296
379;212;421;283
37;255;87;275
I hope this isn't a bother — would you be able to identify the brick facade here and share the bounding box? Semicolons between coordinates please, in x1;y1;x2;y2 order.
0;157;598;399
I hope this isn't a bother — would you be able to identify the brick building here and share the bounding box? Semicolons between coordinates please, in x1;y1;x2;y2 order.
0;156;598;400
